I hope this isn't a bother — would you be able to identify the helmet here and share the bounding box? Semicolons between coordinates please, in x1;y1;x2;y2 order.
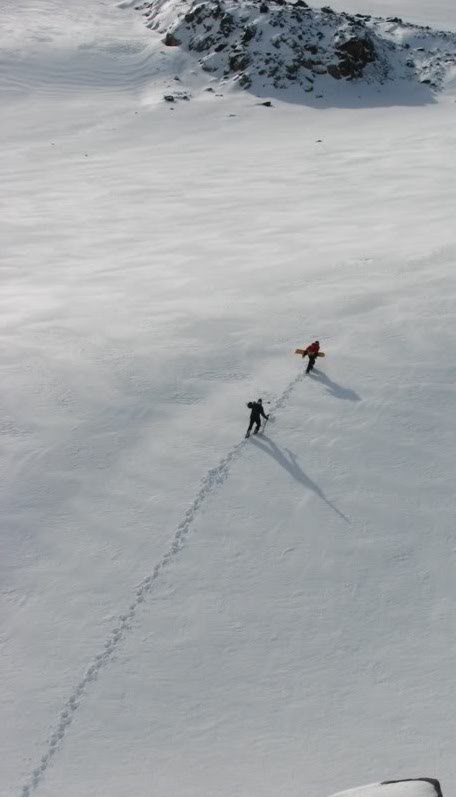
258;398;263;403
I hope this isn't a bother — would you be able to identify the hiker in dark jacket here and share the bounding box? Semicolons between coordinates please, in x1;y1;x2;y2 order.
245;398;268;438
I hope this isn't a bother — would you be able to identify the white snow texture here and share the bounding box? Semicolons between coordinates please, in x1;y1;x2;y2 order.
1;0;456;796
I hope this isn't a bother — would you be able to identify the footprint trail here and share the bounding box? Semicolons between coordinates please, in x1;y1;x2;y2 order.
20;368;306;796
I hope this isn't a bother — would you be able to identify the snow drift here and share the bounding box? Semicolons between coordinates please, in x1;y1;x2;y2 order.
330;780;443;797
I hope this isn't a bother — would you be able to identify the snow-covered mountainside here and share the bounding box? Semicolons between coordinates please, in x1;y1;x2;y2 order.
134;0;456;95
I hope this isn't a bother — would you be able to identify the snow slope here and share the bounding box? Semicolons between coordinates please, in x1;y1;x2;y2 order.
1;1;456;796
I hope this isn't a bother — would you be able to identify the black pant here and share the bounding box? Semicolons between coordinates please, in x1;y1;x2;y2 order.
306;354;317;373
247;416;261;434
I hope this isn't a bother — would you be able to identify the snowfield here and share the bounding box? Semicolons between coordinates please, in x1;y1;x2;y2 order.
1;0;456;796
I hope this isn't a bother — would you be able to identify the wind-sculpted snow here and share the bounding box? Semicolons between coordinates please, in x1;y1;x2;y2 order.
330;780;443;797
134;0;456;96
19;370;306;796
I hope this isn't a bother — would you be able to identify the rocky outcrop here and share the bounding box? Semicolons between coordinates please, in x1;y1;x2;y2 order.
334;35;376;78
134;0;456;97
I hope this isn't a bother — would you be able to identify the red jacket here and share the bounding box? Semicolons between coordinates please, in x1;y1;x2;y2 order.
306;342;320;356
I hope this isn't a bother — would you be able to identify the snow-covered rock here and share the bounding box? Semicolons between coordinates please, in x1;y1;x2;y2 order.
134;0;456;95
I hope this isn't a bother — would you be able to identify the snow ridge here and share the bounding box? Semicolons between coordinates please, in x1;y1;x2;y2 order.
134;0;456;96
19;368;308;796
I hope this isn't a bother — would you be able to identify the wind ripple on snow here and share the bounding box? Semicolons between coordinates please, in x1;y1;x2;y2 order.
0;43;158;97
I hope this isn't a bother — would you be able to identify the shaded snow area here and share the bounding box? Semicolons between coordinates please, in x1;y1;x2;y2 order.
1;0;456;796
133;0;456;99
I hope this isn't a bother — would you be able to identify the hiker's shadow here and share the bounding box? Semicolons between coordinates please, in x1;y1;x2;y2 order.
251;436;349;523
311;370;361;402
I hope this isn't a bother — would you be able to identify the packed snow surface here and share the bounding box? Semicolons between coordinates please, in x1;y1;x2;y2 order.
1;0;456;796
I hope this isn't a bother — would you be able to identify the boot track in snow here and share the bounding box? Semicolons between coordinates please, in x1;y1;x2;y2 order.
20;368;308;796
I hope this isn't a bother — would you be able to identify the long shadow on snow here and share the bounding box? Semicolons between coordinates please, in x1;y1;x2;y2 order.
310;370;361;402
248;77;436;109
250;435;349;523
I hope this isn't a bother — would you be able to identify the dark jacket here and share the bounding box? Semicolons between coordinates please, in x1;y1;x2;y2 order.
249;401;267;421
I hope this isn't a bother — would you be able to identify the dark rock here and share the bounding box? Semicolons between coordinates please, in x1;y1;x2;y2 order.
337;36;375;63
229;51;250;71
260;100;273;106
242;25;256;43
220;12;235;35
163;32;181;46
163;95;175;102
321;6;334;13
327;63;341;78
295;55;313;69
335;35;376;78
239;73;252;86
189;34;215;52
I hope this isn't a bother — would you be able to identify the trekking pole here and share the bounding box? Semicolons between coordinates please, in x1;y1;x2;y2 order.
261;401;271;434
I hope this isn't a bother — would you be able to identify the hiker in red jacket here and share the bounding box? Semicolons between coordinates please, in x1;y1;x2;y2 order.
302;340;320;373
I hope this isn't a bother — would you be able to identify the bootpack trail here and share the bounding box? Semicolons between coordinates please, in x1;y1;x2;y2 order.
20;367;310;796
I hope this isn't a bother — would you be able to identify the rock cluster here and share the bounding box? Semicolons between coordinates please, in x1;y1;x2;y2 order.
134;0;456;95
